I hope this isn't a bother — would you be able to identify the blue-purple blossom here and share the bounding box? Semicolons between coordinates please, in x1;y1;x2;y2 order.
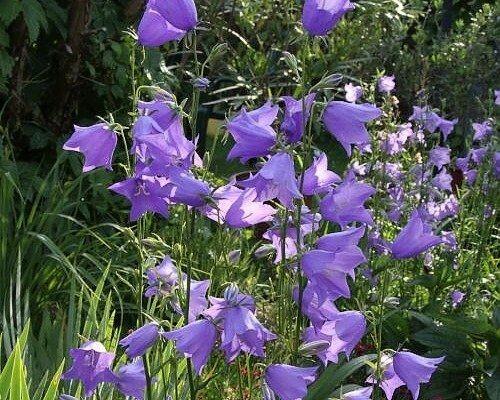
114;359;146;399
224;188;277;228
265;364;318;400
320;173;375;227
473;121;493;141
469;147;487;165
437;117;458;141
378;75;395;93
451;290;465;308
343;386;373;400
62;341;116;396
323;101;381;156
164;166;211;207
109;175;169;221
281;93;316;143
431;168;452;191
240;152;302;208
391;210;441;259
409;106;441;133
428;147;451;171
301;152;341;195
145;255;178;297
344;83;363;103
163;319;217;375
293;284;339;328
119;322;160;358
227;102;278;162
138;0;197;47
63;123;117;173
315;226;365;252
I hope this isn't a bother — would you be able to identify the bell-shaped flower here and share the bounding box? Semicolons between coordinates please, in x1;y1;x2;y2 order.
163;319;218;375
344;83;362;103
302;310;366;364
409;106;442;133
320;173;375;227
301;152;341;195
342;386;373;400
451;290;465;308
431;168;452;192
240;152;302;208
138;0;197;47
164;166;211;207
316;226;365;252
302;0;354;36
392;351;445;399
472;120;492;142
281;93;316;143
224;188;277;228
390;210;441;259
119;322;160;358
265;364;318;400
378;75;395;93
323;101;381;156
438;117;458;141
62;341;116;396
114;359;146;399
366;356;405;400
227;102;278;162
109;175;169;221
145;255;179;297
293;284;339;328
428;147;450;171
201;183;244;223
63;123;117;173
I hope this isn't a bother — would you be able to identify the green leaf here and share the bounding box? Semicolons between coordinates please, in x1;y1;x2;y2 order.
305;354;377;400
41;360;65;400
9;345;30;400
21;0;48;42
486;369;500;400
0;0;22;25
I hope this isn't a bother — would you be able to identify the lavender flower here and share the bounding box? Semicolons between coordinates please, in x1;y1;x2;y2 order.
281;93;316;143
63;123;117;173
164;166;211;207
109;175;169;221
138;0;197;47
431;169;452;192
409;106;441;133
320;173;375;227
343;386;373;400
495;90;500;105
428;147;451;171
301;152;341;195
293;284;339;328
240;152;302;208
265;364;318;400
62;341;116;396
114;359;146;399
438;117;458;141
145;255;178;298
227;102;278;162
323;101;381;156
224;188;277;228
391;210;441;259
451;290;465;308
494;152;500;179
344;83;363;103
315;226;365;252
119;322;160;358
378;75;395;93
163;319;218;375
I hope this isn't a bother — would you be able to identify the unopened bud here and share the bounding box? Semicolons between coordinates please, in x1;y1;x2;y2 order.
228;249;241;264
224;283;240;305
298;340;330;356
254;244;276;259
282;51;299;74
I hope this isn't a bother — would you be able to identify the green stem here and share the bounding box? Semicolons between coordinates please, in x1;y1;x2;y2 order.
142;354;153;400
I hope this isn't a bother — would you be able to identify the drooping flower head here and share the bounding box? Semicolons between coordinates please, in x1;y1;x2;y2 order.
301;152;341;196
265;364;318;400
391;210;441;259
224;188;277;228
281;93;316;143
431;168;452;192
163;319;217;375
164;166;211;207
240;152;302;208
145;255;179;297
114;359;146;399
302;0;354;36
119;322;160;358
138;0;197;47
62;341;116;396
428;147;451;171
323;101;381;156
63;123;117;173
227;102;278;163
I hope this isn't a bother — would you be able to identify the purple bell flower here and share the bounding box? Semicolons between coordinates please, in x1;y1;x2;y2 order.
426;195;459;221
201;183;244;223
138;0;197;47
302;0;354;36
224;188;277;228
494;152;500;179
227;101;278;163
366;356;404;400
438;117;458;141
409;106;442;133
392;351;445;400
163;319;218;375
428;147;451;171
316;226;365;252
301;152;341;195
495;90;500;105
469;147;487;165
472;121;493;141
344;83;363;103
164;166;211;207
280;93;316;143
323;101;381;156
109;175;169;221
63;123;117;173
319;173;375;227
119;322;160;358
293;284;339;328
265;364;318;400
431;169;452;192
240;152;302;209
62;341;116;396
145;255;178;297
114;359;146;399
378;75;395;93
390;210;441;259
343;386;373;400
451;290;465;308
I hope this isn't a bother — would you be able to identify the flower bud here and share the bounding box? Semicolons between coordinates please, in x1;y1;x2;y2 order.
224;283;240;305
298;340;330;356
228;249;241;264
254;244;275;259
262;381;276;400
